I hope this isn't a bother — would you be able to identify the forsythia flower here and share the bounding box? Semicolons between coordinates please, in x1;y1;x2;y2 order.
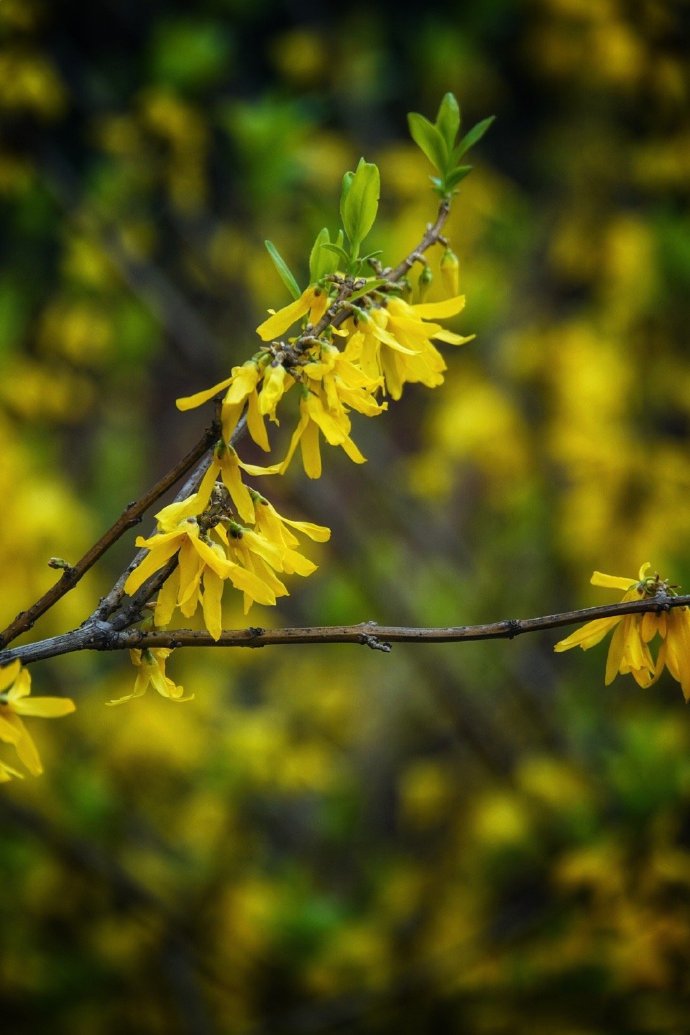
554;563;690;699
125;516;277;638
343;295;472;400
255;285;329;341
108;648;190;706
0;660;75;778
124;456;329;629
279;388;367;479
176;358;271;450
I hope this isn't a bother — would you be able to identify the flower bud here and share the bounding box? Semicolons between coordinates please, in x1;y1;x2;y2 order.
440;249;459;296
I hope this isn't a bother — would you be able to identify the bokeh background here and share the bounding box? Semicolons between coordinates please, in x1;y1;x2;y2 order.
2;1;690;1032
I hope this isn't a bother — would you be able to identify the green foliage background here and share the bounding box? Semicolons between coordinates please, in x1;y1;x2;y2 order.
2;1;690;1031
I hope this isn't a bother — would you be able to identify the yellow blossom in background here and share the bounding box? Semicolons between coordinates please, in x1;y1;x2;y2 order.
555;564;690;698
0;660;75;778
108;649;190;706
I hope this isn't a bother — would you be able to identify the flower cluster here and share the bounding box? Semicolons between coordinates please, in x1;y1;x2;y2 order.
123;264;470;649
176;280;472;474
554;563;690;699
0;660;75;780
124;442;330;637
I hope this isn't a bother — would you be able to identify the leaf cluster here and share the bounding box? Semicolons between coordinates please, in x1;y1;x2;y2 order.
408;92;494;197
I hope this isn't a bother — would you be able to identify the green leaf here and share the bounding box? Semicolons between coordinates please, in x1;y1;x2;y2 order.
453;116;495;162
435;93;461;151
407;112;449;173
264;240;301;300
320;242;351;263
309;228;336;281
444;165;473;189
340;158;380;253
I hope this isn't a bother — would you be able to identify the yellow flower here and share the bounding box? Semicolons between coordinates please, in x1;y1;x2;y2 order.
124;516;277;637
279;388;366;479
343;294;472;400
653;607;690;701
302;342;386;421
256;285;329;341
554;563;690;695
259;362;294;421
0;660;75;777
250;490;331;549
108;648;191;705
176;359;271;451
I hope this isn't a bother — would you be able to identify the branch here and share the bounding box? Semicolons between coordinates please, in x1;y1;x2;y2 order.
0;418;221;650
2;593;687;668
385;198;451;282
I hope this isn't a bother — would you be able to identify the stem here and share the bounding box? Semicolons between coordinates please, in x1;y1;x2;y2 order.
2;594;686;667
385;199;451;283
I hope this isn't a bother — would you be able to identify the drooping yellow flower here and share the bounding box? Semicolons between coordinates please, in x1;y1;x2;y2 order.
554;563;690;695
176;358;271;450
108;648;191;705
653;607;690;701
256;285;329;341
249;489;331;550
124;516;277;637
215;506;324;614
279;388;366;479
343;294;472;400
301;341;386;422
258;362;294;421
0;660;75;777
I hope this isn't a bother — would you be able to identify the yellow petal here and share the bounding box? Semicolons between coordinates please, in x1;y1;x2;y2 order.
554;615;623;652
409;295;466;319
11;696;75;718
202;569;224;641
0;660;21;692
256;289;311;341
176;374;235;411
605;620;628;684
590;570;637;592
124;535;183;596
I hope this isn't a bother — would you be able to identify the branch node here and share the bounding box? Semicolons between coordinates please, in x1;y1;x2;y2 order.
360;633;392;653
503;619;522;639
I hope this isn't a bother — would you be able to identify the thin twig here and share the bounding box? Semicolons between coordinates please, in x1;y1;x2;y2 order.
386;199;451;283
2;594;686;668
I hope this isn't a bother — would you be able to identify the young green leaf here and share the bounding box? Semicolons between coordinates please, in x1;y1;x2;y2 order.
320;242;351;264
453;116;495;162
340;158;380;253
264;240;301;300
444;165;473;189
435;92;461;151
309;228;340;281
407;112;449;173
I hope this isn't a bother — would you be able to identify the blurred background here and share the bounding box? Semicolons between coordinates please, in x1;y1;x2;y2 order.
1;0;690;1031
